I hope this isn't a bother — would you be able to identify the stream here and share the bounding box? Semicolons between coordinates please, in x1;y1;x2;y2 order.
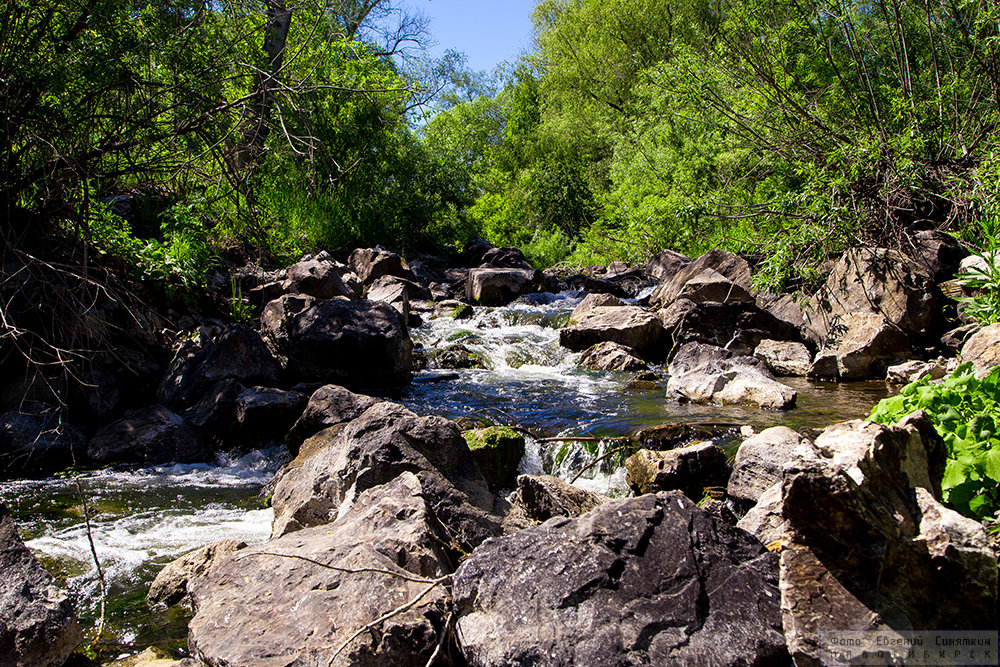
0;291;893;657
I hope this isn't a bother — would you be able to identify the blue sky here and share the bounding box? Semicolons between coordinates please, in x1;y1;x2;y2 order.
399;0;539;73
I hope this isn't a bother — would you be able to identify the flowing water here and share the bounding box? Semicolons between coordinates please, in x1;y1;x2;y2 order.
0;291;893;657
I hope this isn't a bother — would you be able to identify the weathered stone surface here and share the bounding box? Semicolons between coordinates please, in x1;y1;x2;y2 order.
624;442;730;499
284;384;378;452
367;274;431;304
282;257;354;299
754;339;813;376
960;322;1000;377
465;267;542;305
904;229;968;283
183;379;244;436
645;249;692;281
578;341;648;371
0;504;82;666
88;404;207;464
432;299;474;320
568;293;627;324
757;292;808;331
735;483;785;546
453;492;788;667
650;249;754;309
885;359;949;384
940;323;978;354
270;402;499;550
727;426;813;504
667;342;797;410
262;294;412;389
481;246;534;270
147;539;247;606
463;426;525;491
364;275;409;315
559;306;665;358
511;474;608;522
157;324;281;410
658;299;802;356
348;246;408;284
808;312;909;379
234;387;308;436
675;268;756;305
189;474;452;667
0;409;86;480
778;414;997;665
563;274;628;298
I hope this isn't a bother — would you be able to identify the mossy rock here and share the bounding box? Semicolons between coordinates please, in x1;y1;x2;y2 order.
463;426;525;490
428;345;488;370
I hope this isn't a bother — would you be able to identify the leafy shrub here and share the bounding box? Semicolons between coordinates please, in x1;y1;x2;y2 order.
869;363;1000;521
954;220;1000;325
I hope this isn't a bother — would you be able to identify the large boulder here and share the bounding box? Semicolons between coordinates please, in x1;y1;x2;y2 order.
282;256;355;299
284;384;378;451
261;294;412;389
959;322;1000;377
568;293;626;323
559;305;665;358
157;324;281;410
88;404;207;464
481;246;534;270
348;246;408;284
650;249;753;309
182;378;244;436
0;504;83;666
147;539;247;607
0;409;86;480
234;387;308;438
753;339;813;377
624;441;730;499
462;426;525;491
511;474;608;522
465;267;542;306
904;229;968;283
645;249;692;281
269;402;500;550
188;474;452;667
727;426;813;504
578;341;648;371
808;312;910;379
666;342;797;410
452;492;789;666
658;299;802;356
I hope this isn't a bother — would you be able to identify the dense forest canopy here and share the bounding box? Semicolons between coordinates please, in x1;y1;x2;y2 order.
1;0;998;286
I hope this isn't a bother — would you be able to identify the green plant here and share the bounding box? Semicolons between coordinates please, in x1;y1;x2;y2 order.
870;363;1000;521
230;279;254;325
954;221;1000;325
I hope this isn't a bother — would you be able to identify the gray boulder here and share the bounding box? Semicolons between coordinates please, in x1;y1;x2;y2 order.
511;474;608;522
559;305;665;358
183;378;245;436
650;249;753;309
753;339;813;377
578;341;648;371
808;312;909;379
960;322;1000;377
568;293;626;323
465;267;542;305
885;358;950;384
727;426;813;504
904;229;968;282
157;324;281;410
481;246;534;270
0;504;82;666
285;384;378;451
348;246;409;284
624;441;730;499
452;492;788;667
147;539;247;606
282;257;355;299
658;299;802;356
88;404;207;464
645;249;692;281
261;294;412;389
667;342;797;410
188;474;452;667
234;387;308;437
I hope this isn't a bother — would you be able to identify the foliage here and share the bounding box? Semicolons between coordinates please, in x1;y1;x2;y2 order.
870;364;1000;521
954;219;1000;325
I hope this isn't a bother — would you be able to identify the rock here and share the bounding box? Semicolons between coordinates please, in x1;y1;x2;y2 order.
727;426;813;504
462;427;525;491
736;483;786;546
559;305;665;358
452;492;788;667
940;323;978;354
364;275;409;315
578;341;648;371
147;539;247;606
262;294;412;389
511;474;608;522
757;292;808;331
624;442;730;499
753;339;812;376
457;236;495;266
0;504;82;666
960;322;1000;377
650;249;754;309
904;229;968;282
778;414;997;665
667;342;797;410
658;299;802;356
284;384;378;452
188;474;452;667
348;246;408;284
368;274;431;304
157;325;281;411
106;647;198;667
88;405;207;464
465;267;542;305
182;378;244;436
568;293;626;324
432;299;474;320
646;249;692;281
427;345;487;370
0;409;87;480
808;312;909;379
282;257;355;299
481;246;534;270
270;402;500;550
675;268;756;305
885;359;949;384
234;387;308;437
563;274;628;298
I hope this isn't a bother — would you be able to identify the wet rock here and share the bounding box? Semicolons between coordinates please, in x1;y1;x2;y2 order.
157;324;281;410
645;248;692;281
727;426;813;504
285;384;378;452
650;249;753;309
348;246;409;284
808;312;909;379
188;473;452;667
885;358;950;384
904;229;968;283
88;404;207;465
754;339;813;376
511;474;608;522
959;322;1000;377
563;274;628;298
261;294;412;389
427;345;487;370
282;257;355;299
452;492;788;667
270;402;500;550
624;442;730;499
559;305;665;358
578;341;648;371
432;299;474;320
465;267;543;305
667;342;797;410
658;299;802;356
147;539;247;606
0;504;82;666
234;387;308;437
0;409;87;480
463;426;525;491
